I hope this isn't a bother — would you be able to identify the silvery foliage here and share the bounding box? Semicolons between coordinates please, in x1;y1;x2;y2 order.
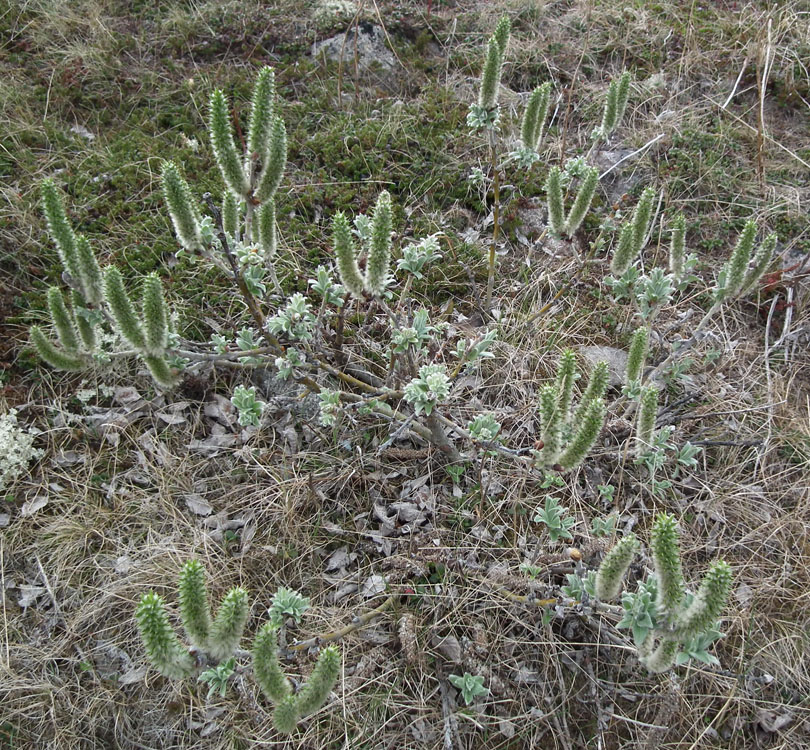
0;409;42;493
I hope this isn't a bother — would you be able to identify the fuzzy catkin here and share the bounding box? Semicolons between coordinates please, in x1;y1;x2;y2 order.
246;66;276;164
46;287;79;353
557;396;606;470
143;355;178;389
740;232;777;297
492;15;511;55
635;385;658;452
521;82;552;151
161;161;203;251
478;38;503;110
333;212;364;299
650;514;686;624
631;187;656;256
643;638;679;674
669;214;686;282
272;695;300;734
564;166;599;236
721;220;757;300
539;384;561;465
177;560;212;651
208;587;250;661
595;533;639;600
41;179;81;288
294;645;340;717
610;222;636;276
675;560;732;639
71;290;96;351
222;191;239;240
625;326;649;385
255;116;287;204
365;191;393;296
252;623;291;703
135;592;194;679
30;326;85;371
75;235;104;306
141;274;169;356
573;361;609;425
257;199;277;259
545;167;565;235
103;267;146;351
209;89;249;198
554;350;578;426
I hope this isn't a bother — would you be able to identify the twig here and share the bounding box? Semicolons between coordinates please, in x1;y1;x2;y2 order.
288;594;396;651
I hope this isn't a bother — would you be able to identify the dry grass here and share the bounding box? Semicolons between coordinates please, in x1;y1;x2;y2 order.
2;0;809;748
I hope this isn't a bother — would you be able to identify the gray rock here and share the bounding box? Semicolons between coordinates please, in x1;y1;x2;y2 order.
579;345;628;388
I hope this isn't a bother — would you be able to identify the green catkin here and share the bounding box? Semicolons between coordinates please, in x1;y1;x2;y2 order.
625;326;650;386
564;166;599;236
635;384;658;453
599;71;631;138
669;214;686;282
573;361;609;426
539;384;561;465
177;560;212;651
41;179;82;287
740;232;777;297
492;15;511;56
208;587;250;661
222;191;239;240
255;116;287;204
252;623;291;703
545;166;565;235
365;191;393;296
557;397;606;470
46;286;79;352
71;290;96;351
273;695;300;734
675;560;732;639
650;514;686;624
30;326;86;371
75;235;104;305
333;212;364;299
521;82;552;151
246;66;276;164
643;638;679;674
135;592;194;679
103;267;146;351
610;222;636;276
294;645;340;717
478;38;504;110
209;89;249;198
141;274;169;356
614;71;631;128
718;219;757;301
554;350;578;426
631;187;656;256
257;199;277;259
143;355;178;389
595;533;639;600
161;161;203;251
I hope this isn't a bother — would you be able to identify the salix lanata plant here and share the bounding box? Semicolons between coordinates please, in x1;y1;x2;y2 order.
33;180;177;386
136;561;340;734
545;159;600;238
534;351;609;471
594;514;733;672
